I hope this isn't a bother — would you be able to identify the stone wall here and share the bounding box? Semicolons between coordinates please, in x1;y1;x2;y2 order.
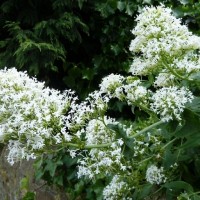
0;147;68;200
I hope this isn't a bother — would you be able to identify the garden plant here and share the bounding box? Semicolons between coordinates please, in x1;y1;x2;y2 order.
1;4;200;200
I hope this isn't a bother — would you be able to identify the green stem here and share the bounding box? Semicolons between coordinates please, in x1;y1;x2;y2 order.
162;61;193;81
64;142;112;149
176;138;183;161
85;143;112;149
138;156;153;164
138;104;155;115
129;120;165;138
189;191;200;197
51;121;165;151
161;137;177;150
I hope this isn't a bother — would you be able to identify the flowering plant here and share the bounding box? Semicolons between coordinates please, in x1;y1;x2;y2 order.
1;5;200;199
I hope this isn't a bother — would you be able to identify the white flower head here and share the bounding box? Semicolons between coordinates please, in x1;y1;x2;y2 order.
100;74;124;96
103;175;132;200
85;116;117;145
154;71;175;87
150;86;193;121
146;165;167;185
129;5;200;76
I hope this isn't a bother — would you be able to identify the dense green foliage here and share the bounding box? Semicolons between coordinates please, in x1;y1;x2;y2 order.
1;0;200;199
1;0;199;98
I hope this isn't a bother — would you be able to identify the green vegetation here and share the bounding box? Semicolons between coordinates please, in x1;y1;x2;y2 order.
1;0;199;98
1;0;200;199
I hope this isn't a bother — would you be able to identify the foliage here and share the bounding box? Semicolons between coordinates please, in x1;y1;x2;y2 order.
34;151;106;199
1;5;200;199
1;0;200;199
20;177;36;200
0;0;199;98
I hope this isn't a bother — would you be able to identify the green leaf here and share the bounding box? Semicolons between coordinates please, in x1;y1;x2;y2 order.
180;134;200;149
164;181;194;193
34;170;44;181
44;159;62;177
163;149;177;168
22;192;35;200
117;1;126;11
175;109;200;137
189;71;200;81
63;155;78;168
34;157;43;169
82;68;96;80
54;175;63;186
192;194;200;200
137;183;153;199
20;177;29;190
186;97;200;116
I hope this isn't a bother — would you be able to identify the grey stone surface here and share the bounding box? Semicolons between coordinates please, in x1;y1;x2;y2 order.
0;146;68;200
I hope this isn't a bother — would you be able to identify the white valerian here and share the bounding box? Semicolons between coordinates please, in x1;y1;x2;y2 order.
0;68;75;164
103;175;132;200
99;73;124;97
146;165;167;185
150;86;193;121
77;116;125;179
129;5;200;81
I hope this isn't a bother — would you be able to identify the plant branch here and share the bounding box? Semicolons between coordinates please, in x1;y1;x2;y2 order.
161;137;177;150
64;142;112;149
129;120;165;138
162;60;193;81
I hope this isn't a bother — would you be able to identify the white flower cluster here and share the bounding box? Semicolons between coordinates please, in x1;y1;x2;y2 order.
129;5;200;86
77;142;124;179
65;90;109;134
99;72;192;121
154;71;175;87
1;5;199;199
0;68;75;164
85;117;117;145
150;86;193;121
103;175;132;200
132;132;161;157
123;79;148;105
146;165;167;185
77;117;125;179
170;52;200;74
154;52;200;87
99;74;124;97
99;74;148;106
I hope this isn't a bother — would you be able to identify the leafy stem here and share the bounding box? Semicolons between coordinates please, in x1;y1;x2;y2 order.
63;142;112;149
129;120;165;138
161;137;177;150
162;60;193;81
